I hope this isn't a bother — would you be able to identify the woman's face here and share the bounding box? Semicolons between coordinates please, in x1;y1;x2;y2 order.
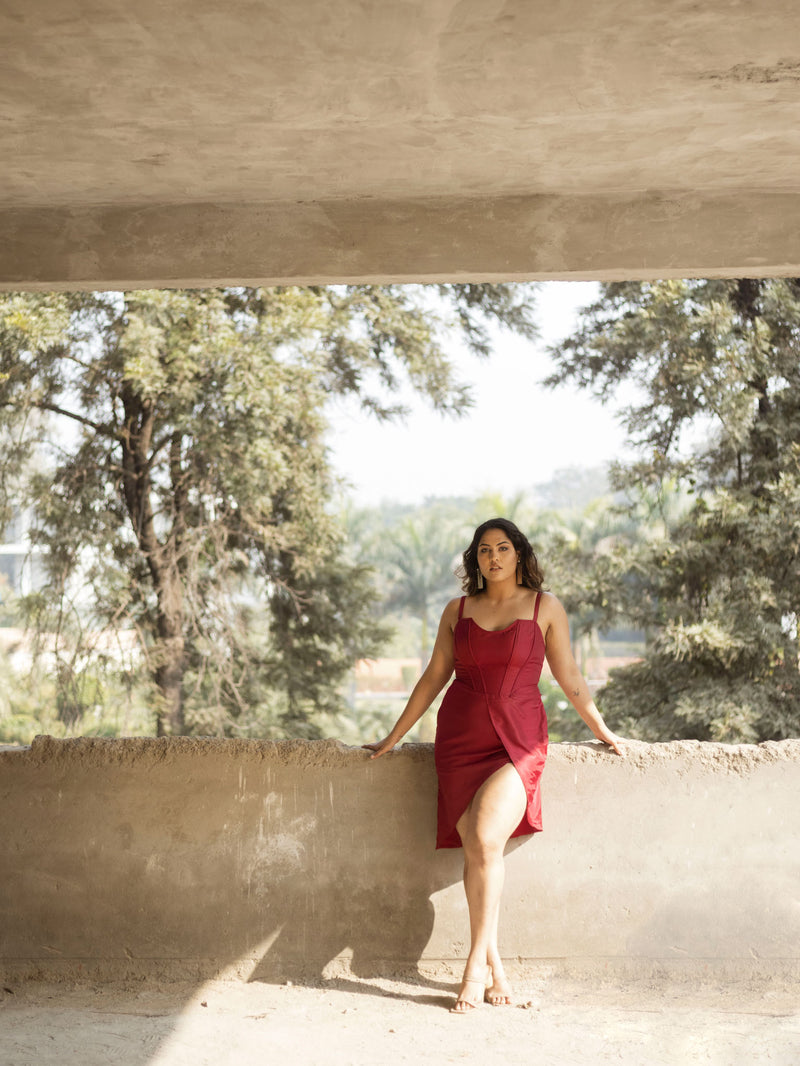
476;527;518;584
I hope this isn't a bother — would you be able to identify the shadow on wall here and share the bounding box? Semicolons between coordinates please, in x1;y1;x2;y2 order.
0;737;473;987
243;753;465;984
7;734;800;1066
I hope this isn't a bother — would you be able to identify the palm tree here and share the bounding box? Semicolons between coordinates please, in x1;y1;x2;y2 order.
382;509;470;665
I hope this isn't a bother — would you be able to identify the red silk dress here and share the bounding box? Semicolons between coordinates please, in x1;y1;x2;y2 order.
434;593;548;849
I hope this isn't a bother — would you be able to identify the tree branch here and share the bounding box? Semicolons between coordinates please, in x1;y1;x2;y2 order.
23;399;121;441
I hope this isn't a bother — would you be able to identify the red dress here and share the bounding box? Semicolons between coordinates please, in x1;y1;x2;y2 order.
434;594;548;849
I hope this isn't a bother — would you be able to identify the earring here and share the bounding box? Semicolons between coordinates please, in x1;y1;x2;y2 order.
516;560;522;583
477;571;484;590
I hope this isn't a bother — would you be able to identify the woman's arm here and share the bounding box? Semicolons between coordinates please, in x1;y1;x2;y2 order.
542;594;626;756
363;598;459;758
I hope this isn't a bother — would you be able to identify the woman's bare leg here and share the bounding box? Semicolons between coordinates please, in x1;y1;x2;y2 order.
486;910;513;1006
451;763;527;1012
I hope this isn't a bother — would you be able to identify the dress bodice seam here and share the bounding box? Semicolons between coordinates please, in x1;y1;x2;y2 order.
458;615;546;648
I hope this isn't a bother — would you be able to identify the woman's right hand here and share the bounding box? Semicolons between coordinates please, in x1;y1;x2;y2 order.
360;599;458;763
361;736;397;759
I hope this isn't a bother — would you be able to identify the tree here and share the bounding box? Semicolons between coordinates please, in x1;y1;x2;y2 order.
375;507;471;664
548;279;800;742
0;284;537;736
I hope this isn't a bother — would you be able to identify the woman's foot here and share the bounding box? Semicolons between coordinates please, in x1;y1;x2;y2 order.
450;972;488;1014
485;965;513;1006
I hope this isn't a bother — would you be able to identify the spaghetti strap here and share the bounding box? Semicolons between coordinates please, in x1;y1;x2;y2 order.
532;591;542;624
458;595;466;620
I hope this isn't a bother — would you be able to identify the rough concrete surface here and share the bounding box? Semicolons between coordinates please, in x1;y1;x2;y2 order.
1;975;798;1066
5;1;800;285
2;736;799;1063
2;736;799;983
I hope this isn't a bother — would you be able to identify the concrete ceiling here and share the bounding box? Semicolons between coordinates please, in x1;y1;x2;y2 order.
3;0;800;288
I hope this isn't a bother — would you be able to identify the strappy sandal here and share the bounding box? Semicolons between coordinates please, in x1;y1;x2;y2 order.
450;974;487;1013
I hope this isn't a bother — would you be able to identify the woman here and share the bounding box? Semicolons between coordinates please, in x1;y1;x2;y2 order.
364;518;625;1013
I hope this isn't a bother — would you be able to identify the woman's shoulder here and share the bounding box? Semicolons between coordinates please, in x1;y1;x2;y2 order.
535;589;567;622
441;596;464;623
436;596;468;634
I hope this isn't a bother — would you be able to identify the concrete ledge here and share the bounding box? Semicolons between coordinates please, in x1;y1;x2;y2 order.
5;192;800;291
1;735;799;984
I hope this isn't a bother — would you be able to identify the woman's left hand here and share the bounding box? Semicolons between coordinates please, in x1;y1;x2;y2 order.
599;731;626;756
361;736;397;759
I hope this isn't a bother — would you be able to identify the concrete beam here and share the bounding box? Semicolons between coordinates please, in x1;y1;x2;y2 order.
5;2;800;286
3;192;800;292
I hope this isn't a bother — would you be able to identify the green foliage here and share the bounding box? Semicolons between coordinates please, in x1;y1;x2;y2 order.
539;677;597;743
0;284;537;738
345;501;474;662
549;279;800;741
0;649;153;744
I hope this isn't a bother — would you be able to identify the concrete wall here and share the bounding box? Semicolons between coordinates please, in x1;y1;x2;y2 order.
1;735;799;984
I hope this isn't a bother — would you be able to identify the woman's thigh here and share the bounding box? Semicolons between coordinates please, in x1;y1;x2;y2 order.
457;763;527;851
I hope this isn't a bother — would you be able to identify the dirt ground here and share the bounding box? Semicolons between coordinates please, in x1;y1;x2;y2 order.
1;971;798;1066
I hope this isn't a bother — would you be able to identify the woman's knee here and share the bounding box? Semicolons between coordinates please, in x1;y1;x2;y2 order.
461;825;505;865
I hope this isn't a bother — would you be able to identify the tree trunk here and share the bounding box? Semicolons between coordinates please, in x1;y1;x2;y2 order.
120;391;187;735
154;647;185;735
153;580;186;736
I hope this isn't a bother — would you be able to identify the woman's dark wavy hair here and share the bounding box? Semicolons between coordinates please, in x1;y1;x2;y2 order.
456;517;545;596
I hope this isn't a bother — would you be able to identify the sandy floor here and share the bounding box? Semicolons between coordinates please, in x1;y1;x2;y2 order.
1;973;798;1066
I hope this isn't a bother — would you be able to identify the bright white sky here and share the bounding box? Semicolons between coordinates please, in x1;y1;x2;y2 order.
326;281;633;506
